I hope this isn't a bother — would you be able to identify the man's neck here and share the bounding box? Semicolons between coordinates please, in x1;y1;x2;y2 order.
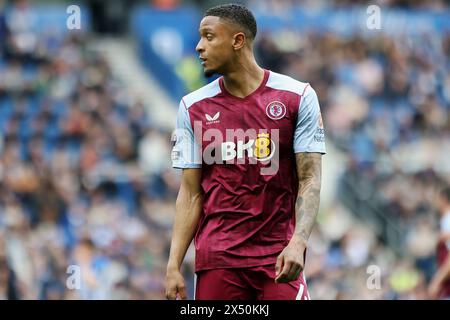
222;58;265;99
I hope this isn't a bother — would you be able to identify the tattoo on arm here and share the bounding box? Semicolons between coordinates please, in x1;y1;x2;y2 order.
294;153;322;245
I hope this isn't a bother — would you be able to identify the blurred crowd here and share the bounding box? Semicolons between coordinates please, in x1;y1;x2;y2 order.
255;22;450;298
0;0;184;299
245;0;450;11
1;0;450;300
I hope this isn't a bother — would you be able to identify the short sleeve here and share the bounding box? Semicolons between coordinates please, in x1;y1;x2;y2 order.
171;100;202;169
293;85;326;154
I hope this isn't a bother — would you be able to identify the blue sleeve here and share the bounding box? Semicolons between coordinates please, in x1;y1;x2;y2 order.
293;85;326;154
171;100;202;169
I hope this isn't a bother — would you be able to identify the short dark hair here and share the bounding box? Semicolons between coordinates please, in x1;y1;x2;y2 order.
205;3;257;40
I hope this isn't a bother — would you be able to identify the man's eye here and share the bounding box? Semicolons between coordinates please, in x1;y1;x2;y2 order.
206;35;213;41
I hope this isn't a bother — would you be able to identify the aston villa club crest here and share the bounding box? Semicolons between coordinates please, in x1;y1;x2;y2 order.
266;101;286;120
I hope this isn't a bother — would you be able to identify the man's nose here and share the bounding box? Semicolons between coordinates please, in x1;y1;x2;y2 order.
196;39;204;53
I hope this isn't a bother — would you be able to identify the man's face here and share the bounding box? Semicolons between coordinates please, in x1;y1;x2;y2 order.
196;16;237;77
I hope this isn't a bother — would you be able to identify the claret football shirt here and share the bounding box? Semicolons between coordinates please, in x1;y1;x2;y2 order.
172;69;326;271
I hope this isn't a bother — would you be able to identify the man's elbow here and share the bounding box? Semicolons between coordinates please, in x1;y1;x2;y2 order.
175;189;202;212
298;177;322;195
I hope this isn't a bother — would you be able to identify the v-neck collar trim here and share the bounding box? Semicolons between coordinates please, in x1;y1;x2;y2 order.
219;69;270;101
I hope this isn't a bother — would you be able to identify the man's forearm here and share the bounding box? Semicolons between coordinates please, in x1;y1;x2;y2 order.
167;188;203;271
292;152;322;246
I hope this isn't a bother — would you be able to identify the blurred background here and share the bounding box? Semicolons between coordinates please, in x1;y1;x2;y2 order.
0;0;450;299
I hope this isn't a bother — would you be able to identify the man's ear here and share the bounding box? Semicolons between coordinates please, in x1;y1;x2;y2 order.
233;32;246;50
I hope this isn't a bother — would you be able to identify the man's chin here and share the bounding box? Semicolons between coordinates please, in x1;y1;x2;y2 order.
203;68;217;78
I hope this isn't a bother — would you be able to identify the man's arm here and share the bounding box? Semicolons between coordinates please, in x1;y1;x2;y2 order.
166;168;203;299
275;152;322;283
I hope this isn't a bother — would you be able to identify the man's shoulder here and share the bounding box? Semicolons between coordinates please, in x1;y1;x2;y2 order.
267;71;311;96
181;78;221;110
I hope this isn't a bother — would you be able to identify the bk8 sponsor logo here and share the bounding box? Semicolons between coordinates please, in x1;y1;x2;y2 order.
172;125;280;175
221;133;276;162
